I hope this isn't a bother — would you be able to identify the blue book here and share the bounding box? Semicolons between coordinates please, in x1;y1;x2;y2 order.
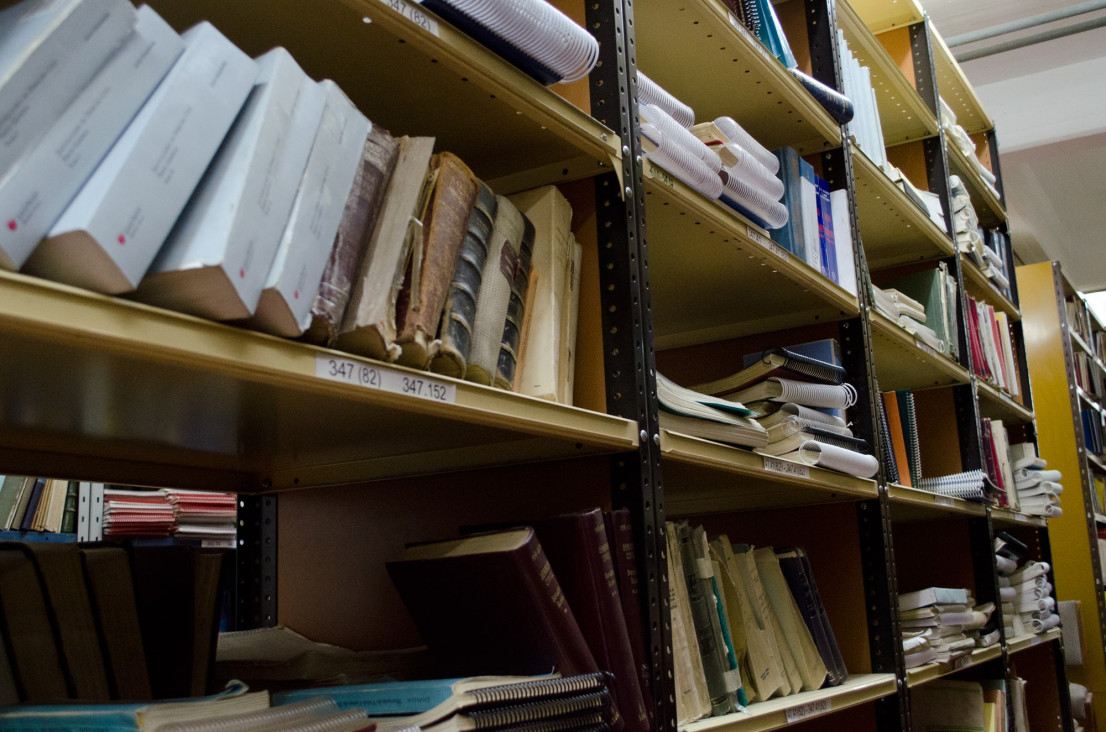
771;147;807;262
815;175;838;284
797;157;822;272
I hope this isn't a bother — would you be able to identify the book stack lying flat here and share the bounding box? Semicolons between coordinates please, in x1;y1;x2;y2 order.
881;263;961;360
102;488;175;539
666;521;847;726
870;281;945;354
950;174;986;264
656;372;768;449
898;586;995;668
690;340;876;478
418;0;599;86
940;99;1002;201
1009;443;1063;517
995;532;1060;640
167;490;238;547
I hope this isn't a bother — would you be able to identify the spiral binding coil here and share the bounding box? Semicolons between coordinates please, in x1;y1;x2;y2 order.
467;672;611;706
713;116;778;174
718;168;789;229
637;70;695;128
640;104;721;174
772;378;857;409
641;123;724;199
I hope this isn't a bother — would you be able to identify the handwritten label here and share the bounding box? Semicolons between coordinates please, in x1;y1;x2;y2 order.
915;339;938;358
951;655;971;670
316;355;456;404
748;224;790;262
380;0;440;35
785;699;831;723
647;160;675;188
934;496;955;508
764;456;810;479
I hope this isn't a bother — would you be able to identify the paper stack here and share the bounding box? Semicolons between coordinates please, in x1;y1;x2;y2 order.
898;586;994;667
1010;443;1063;517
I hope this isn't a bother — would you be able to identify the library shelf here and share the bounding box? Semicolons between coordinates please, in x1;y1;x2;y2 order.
929;28;994;136
990;507;1048;530
1088;453;1106;475
145;0;621;194
1077;387;1102;413
887;484;988;521
1095;513;1106;526
946;142;1006;229
847;0;925;34
643;167;860;349
836;0;939;146
869;310;971;390
850;151;954;269
1070;330;1097;361
0;271;638;493
905;645;1003;688
660;430;879;515
633;0;841;155
960;254;1020;321
976;380;1034;425
1007;628;1063;657
680;674;898;732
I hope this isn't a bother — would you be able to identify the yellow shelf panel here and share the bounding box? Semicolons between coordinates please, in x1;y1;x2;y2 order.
634;0;841;155
144;0;620;193
1007;628;1062;656
976;379;1033;424
851;151;953;269
644;166;859;348
870;310;971;391
661;430;879;515
837;0;939;146
947;142;1006;229
930;28;993;135
888;484;987;521
906;646;1003;687
848;0;925;34
681;673;898;731
990;507;1048;530
960;254;1019;321
0;272;638;492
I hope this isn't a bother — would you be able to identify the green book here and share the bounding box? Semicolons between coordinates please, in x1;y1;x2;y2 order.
887;263;959;361
0;476;21;531
60;481;80;535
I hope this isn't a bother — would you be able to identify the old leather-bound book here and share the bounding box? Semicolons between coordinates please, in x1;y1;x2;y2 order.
301;124;400;346
430;182;498;378
493;213;535;391
393;152;479;369
336;136;436;361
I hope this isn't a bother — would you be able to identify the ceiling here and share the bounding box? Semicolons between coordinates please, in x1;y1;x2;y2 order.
921;0;1106;294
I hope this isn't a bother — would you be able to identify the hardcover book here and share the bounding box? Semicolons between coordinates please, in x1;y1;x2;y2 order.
27;21;257;294
135;48;332;322
493;211;534;390
80;547;152;700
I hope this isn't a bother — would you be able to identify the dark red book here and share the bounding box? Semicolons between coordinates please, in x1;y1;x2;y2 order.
387;527;598;680
604;508;654;723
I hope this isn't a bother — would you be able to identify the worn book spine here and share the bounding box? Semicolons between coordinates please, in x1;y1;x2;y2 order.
80;547;152;700
605;509;654;723
493;214;535;390
59;481;79;535
776;548;846;687
466;196;525;385
302;125;400;346
677;522;735;716
394;152;478;368
430;182;497;378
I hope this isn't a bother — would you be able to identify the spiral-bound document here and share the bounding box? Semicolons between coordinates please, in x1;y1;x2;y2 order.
917;469;989;500
729;377;857;411
793;441;879;478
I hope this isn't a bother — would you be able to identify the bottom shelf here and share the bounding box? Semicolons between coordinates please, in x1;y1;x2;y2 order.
681;674;898;731
905;646;1003;687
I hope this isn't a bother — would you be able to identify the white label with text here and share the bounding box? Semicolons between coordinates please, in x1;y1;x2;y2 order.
915;339;938;358
764;456;810;479
934;495;955;508
786;699;832;723
951;655;971;670
1030;634;1043;646
381;0;440;35
748;224;790;262
1015;513;1029;523
316;355;456;404
647;160;675;188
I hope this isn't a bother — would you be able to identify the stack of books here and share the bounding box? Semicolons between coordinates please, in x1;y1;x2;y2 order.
656;373;768;449
898;587;994;668
167;490;238;547
940;99;1001;200
1009;443;1064;517
871;281;946;353
666;521;847;725
689;340;876;478
881;263;961;360
103;488;176;539
0;476;79;535
102;487;238;544
950;174;986;262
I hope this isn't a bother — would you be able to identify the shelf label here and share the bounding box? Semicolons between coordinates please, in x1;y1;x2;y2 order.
934;496;955;508
381;0;440;36
747;224;790;262
914;339;938;358
1014;513;1029;523
763;456;810;479
316;355;457;404
646;160;675;188
728;13;776;66
1030;635;1044;646
951;655;972;670
785;699;831;723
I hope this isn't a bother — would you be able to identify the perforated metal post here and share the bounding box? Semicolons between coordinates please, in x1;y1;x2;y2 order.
235;494;277;630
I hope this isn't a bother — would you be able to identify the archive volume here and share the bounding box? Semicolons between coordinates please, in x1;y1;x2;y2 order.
0;0;585;406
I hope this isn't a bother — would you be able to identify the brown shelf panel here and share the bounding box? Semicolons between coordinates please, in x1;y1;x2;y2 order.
852;152;953;270
662;430;879;515
681;673;897;731
905;646;1003;687
888;484;987;521
947;142;1006;229
143;0;620;193
645;167;859;348
0;272;638;492
634;0;841;155
960;254;1019;321
870;311;971;391
837;0;939;146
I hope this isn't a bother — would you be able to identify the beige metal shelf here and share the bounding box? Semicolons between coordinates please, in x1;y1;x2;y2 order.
947;142;1006;229
0;271;638;492
837;0;939;146
869;310;971;391
144;0;620;194
905;646;1003;687
661;430;879;515
1007;628;1063;656
960;254;1019;321
930;28;994;135
1071;330;1096;361
1088;453;1106;475
681;673;897;731
976;379;1033;424
848;0;925;34
990;507;1048;529
634;0;841;155
851;151;953;270
1077;386;1102;413
888;484;987;521
644;165;860;349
